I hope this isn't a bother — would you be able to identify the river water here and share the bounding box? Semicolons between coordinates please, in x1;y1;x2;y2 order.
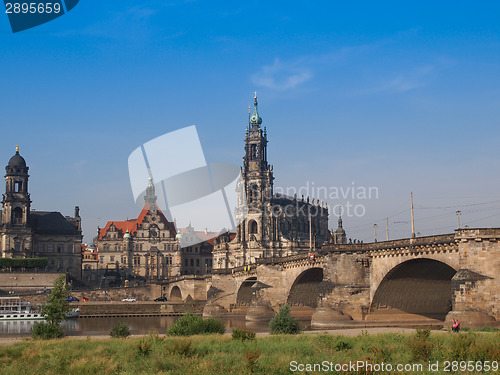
0;317;312;337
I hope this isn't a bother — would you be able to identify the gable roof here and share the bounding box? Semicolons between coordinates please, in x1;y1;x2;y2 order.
98;203;176;240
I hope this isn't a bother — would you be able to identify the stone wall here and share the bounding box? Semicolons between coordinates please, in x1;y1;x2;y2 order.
0;272;62;293
453;229;500;321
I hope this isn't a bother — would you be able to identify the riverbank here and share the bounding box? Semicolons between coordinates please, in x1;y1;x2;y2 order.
0;329;498;374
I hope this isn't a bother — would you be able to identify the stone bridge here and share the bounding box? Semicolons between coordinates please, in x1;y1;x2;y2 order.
160;228;499;327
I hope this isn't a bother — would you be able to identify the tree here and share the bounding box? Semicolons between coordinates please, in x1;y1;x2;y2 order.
41;275;71;326
269;304;301;335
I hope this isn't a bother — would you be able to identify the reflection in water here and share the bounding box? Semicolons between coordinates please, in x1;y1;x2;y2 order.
0;317;311;337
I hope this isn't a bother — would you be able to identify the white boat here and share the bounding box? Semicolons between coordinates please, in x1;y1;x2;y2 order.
65;307;81;319
0;296;44;321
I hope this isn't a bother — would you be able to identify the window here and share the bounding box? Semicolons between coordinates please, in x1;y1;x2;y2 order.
184;259;188;267
196;259;199;267
13;207;23;225
190;259;194;267
57;245;63;253
99;256;104;262
38;243;44;252
110;256;115;262
249;220;258;234
15;181;22;192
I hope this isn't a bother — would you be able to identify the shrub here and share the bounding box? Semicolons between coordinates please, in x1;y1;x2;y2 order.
31;321;64;339
171;340;195;356
167;312;225;336
0;258;48;269
269;304;301;335
110;322;130;338
408;329;433;361
335;339;352;351
136;338;152;356
245;349;261;373
232;328;256;341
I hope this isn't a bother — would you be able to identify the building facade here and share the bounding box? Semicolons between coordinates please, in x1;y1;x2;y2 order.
0;146;82;279
95;178;181;283
213;95;330;269
178;224;219;276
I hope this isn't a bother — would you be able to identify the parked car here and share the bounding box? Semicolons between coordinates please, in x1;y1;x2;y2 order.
154;296;167;302
122;298;136;302
66;296;79;302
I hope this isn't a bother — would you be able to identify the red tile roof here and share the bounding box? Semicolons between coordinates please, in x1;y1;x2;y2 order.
97;203;176;240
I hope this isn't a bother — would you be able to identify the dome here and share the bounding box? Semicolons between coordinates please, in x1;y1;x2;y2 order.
123;230;131;239
249;93;263;125
8;146;26;169
335;227;346;235
250;112;262;125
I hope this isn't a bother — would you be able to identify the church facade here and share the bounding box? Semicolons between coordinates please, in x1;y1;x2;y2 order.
0;147;82;279
213;95;331;269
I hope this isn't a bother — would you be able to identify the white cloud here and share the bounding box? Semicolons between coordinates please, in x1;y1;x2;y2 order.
252;58;312;91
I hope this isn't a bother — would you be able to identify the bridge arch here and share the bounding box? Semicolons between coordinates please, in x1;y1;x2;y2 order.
370;258;456;320
287;267;323;308
170;285;182;301
236;277;257;306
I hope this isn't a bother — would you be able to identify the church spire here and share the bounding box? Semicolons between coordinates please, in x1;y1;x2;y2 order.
249;91;262;127
144;177;157;209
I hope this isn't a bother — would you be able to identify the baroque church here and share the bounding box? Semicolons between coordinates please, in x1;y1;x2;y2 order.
213;95;332;269
0;146;82;279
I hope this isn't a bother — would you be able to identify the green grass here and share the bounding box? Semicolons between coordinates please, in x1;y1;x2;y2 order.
0;331;498;374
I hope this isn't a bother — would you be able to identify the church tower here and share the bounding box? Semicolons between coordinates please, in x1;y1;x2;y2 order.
1;146;33;258
2;146;31;227
144;177;157;210
239;93;275;247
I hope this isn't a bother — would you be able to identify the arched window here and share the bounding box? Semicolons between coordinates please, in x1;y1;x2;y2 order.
249;220;258;234
13;207;23;225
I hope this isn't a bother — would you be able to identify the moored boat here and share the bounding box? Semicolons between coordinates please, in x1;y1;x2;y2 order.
0;296;44;321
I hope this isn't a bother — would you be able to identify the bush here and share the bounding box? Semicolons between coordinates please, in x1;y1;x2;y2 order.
269;304;301;335
245;349;261;373
408;329;433;361
232;328;256;341
0;258;48;269
136;338;152;356
31;322;64;339
110;322;130;338
167;312;225;336
170;340;195;356
335;339;353;351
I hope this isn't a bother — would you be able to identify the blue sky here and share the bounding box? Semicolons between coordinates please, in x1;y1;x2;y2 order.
1;1;500;242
